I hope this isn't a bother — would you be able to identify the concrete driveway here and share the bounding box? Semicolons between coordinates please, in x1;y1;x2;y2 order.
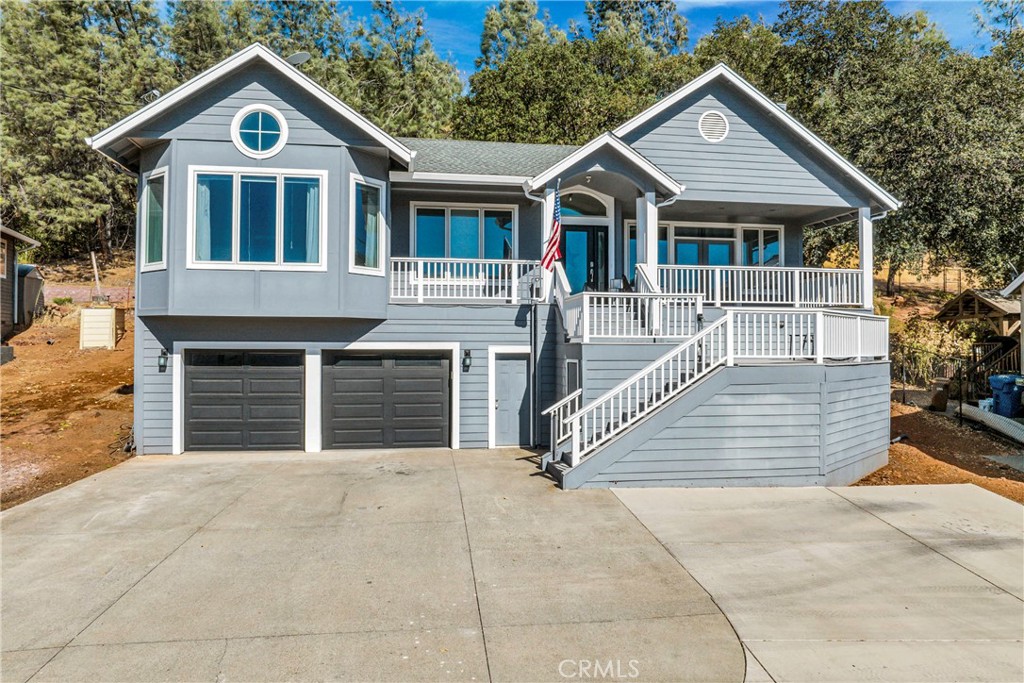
615;485;1024;683
1;449;742;683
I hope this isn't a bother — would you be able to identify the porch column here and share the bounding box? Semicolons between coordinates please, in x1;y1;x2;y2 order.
858;207;873;311
635;190;658;284
541;183;556;300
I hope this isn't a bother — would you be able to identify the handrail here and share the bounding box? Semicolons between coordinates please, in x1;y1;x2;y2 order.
554;309;889;467
635;264;659;294
657;264;863;307
390;257;542;303
562;292;703;341
542;388;584;416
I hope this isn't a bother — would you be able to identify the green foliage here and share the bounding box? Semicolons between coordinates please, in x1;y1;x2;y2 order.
477;0;561;69
581;1;687;56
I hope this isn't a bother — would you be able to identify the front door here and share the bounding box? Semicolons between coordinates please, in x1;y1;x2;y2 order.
561;225;608;293
495;353;531;446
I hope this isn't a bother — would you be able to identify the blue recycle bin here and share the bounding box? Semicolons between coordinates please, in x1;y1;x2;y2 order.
989;375;1024;418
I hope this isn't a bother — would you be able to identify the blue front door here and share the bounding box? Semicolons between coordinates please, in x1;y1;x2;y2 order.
561;225;608;293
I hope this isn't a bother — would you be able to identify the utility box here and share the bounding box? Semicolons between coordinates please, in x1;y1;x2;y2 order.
80;306;126;350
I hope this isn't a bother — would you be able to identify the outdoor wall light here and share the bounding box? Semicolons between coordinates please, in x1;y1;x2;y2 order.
158;349;168;372
462;350;472;371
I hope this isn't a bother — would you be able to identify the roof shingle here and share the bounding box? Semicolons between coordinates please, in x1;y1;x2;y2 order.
399;137;577;177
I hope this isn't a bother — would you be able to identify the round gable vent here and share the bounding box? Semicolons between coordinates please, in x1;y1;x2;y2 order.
698;110;729;143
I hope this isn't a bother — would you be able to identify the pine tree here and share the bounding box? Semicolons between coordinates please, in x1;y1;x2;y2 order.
477;0;559;69
582;0;687;56
168;0;230;80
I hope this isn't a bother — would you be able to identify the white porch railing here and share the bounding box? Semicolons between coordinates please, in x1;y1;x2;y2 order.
658;265;863;307
563;292;704;342
551;309;888;467
541;388;583;449
390;258;542;303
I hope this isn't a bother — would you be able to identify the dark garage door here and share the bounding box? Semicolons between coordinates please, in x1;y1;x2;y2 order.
184;350;304;451
322;352;450;449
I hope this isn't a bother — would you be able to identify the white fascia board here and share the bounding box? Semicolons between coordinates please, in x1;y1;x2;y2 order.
526;133;682;196
87;43;412;165
0;226;41;248
613;63;901;212
389;171;529;185
1001;271;1024;298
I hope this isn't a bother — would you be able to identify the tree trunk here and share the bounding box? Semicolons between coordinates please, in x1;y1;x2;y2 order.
886;267;898;297
96;215;112;259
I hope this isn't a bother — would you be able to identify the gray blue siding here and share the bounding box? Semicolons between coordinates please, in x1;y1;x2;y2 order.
563;362;890;489
137;304;560;454
620;81;869;209
1;235;15;339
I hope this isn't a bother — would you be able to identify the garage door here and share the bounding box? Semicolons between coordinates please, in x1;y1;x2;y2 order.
322;352;450;449
184;350;304;451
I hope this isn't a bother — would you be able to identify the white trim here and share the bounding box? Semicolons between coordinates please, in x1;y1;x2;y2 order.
88;43;412;164
565;359;580;394
410;202;520;259
612;63;901;212
344;341;460;450
230;104;289;160
526;132;683;196
185;164;328;271
390;171;529;185
697;110;730;143
304;349;322;452
171;340;461;454
0;226;41;248
487;345;532;449
349;173;387;276
1001;272;1024;298
140;166;168;272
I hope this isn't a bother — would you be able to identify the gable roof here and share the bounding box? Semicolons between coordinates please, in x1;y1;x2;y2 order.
397;138;577;179
87;43;412;166
526;133;683;196
935;289;1021;323
613;63;901;213
1002;272;1024;298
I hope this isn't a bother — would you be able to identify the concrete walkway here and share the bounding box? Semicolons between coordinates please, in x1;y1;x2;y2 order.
1;449;743;683
615;484;1024;683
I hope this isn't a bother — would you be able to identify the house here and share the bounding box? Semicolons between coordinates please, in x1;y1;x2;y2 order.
1;226;42;349
88;44;898;488
1000;272;1024;371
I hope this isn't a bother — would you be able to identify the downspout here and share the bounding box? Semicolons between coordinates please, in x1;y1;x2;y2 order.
521;183;545;447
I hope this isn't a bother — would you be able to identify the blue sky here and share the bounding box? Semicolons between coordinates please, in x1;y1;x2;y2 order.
343;1;993;79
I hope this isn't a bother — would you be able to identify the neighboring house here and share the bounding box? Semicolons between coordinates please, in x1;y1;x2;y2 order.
88;44;899;488
1;226;41;343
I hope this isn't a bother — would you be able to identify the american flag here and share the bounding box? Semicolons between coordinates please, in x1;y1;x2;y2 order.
541;186;562;270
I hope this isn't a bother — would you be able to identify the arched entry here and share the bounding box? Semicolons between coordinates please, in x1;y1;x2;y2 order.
559;188;613;293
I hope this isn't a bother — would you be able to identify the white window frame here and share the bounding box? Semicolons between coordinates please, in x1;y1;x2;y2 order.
230;104;289;160
623;220;784;270
410;202;520;259
0;238;7;279
349;173;387;277
565;359;580;394
185;164;328;272
140;166;168;272
740;226;784;267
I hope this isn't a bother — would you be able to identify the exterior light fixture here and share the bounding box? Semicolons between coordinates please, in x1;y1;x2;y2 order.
158;349;168;372
462;350;472;371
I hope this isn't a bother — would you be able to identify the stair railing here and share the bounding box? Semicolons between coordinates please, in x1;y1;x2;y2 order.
561;316;729;466
541;388;584;451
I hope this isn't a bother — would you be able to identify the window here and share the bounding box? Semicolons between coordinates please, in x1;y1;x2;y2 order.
413;205;516;259
623;222;782;269
566;359;580;395
142;170;167;269
0;238;6;279
742;228;781;266
190;166;325;269
231;105;288;159
351;175;385;275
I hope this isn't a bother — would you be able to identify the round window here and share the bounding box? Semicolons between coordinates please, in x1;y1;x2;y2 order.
231;105;288;159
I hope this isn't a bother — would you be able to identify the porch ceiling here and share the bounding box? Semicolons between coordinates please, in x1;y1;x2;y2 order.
657;199;861;226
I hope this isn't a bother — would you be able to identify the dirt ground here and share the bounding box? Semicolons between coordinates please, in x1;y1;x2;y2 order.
0;315;134;510
857;400;1024;504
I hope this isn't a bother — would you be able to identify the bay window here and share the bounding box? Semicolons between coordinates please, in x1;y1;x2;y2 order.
190;166;324;269
142;168;167;270
413;205;516;259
